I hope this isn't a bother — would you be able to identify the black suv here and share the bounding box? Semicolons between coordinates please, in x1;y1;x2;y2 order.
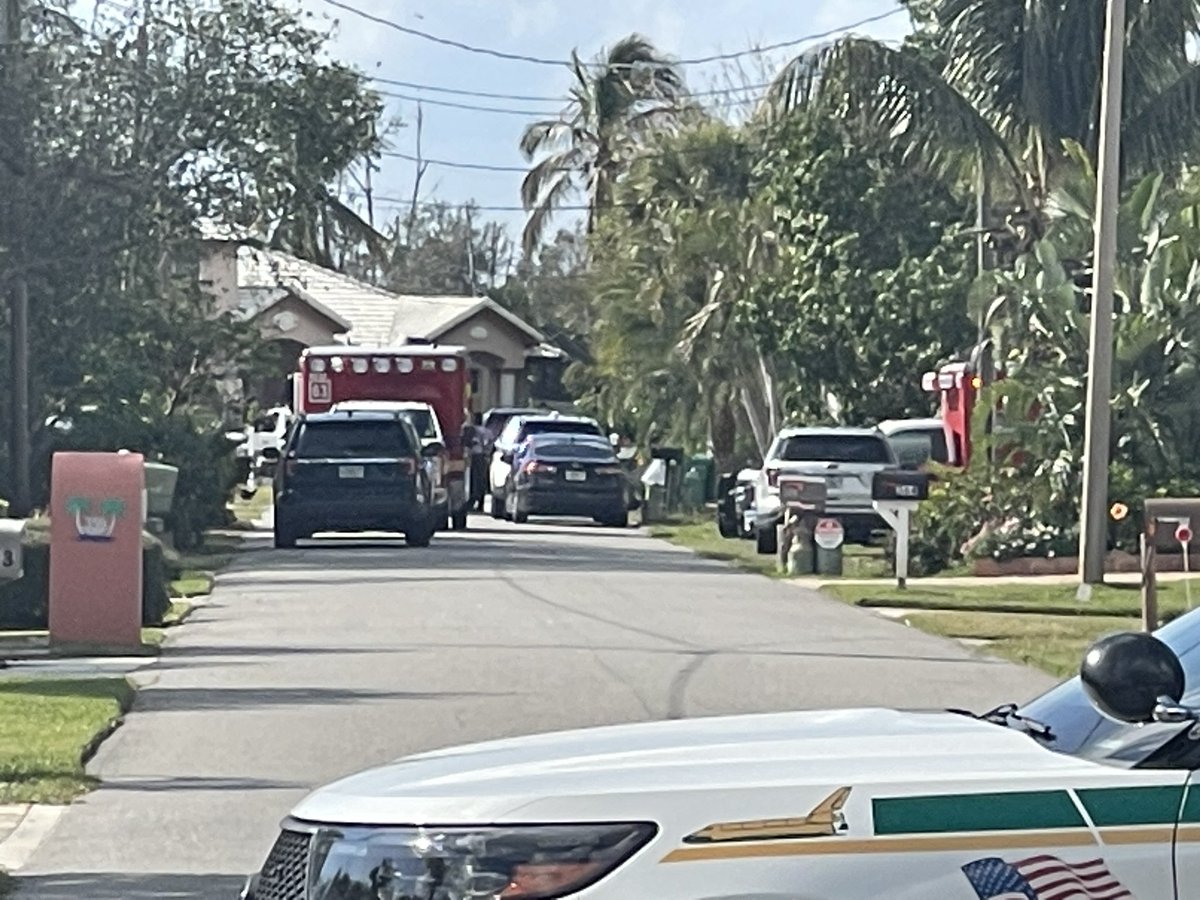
269;410;440;549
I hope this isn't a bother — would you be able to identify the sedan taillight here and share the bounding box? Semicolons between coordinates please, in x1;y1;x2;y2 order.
594;466;623;476
523;461;557;474
766;467;780;488
399;458;417;475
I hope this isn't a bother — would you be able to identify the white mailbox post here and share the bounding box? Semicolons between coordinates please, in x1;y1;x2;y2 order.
0;519;27;581
871;472;932;590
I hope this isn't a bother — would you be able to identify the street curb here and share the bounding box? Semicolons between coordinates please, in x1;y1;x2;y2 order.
0;804;66;872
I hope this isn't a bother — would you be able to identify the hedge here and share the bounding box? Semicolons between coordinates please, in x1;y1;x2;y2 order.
0;520;173;629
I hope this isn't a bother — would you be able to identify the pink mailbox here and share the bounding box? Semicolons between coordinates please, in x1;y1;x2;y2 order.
48;451;145;648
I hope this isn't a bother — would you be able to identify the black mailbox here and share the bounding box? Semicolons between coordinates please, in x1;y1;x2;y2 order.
779;475;826;511
872;470;931;502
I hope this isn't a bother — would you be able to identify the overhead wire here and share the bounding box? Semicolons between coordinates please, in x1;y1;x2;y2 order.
322;0;904;69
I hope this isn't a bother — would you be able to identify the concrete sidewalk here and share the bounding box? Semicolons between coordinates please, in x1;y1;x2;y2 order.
793;570;1199;590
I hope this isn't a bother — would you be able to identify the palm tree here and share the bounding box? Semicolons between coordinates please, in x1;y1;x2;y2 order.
766;1;1200;224
519;35;687;257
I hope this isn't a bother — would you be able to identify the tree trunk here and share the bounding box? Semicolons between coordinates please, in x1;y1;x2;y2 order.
710;388;738;473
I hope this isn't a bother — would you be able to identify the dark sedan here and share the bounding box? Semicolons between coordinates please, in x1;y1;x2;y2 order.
505;434;629;527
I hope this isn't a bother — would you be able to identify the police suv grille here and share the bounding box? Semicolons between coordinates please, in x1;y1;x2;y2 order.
256;829;310;900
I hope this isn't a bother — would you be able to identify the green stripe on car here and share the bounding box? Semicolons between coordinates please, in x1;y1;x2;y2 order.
1077;786;1184;827
873;791;1085;836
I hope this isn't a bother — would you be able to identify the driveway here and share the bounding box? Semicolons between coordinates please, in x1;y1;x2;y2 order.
16;520;1053;897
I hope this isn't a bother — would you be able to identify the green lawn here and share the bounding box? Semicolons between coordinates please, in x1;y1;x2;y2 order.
229;487;271;527
902;611;1135;678
0;678;136;804
823;579;1200;620
825;579;1200;677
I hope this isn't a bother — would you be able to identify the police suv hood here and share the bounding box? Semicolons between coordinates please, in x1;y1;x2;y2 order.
290;707;1090;826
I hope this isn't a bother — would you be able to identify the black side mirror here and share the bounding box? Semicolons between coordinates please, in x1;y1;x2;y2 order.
260;447;281;462
422;442;445;458
1081;632;1186;724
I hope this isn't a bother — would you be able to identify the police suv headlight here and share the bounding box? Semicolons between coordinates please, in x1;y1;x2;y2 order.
307;822;655;899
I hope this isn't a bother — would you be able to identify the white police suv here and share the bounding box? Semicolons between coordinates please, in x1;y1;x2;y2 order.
242;612;1200;899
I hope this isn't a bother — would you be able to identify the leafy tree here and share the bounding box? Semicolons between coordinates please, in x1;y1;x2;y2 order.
369;202;513;296
745;114;975;426
519;35;687;256
0;0;386;541
768;1;1200;236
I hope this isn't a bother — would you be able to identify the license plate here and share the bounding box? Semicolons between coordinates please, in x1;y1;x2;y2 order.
338;465;364;479
565;470;587;482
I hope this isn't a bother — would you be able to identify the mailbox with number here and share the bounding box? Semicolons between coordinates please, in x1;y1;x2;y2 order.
872;471;932;503
0;519;27;581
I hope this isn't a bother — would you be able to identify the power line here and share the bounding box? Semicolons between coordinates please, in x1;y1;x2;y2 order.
371;74;780;103
324;0;904;69
376;89;561;116
370;195;633;213
382;150;538;173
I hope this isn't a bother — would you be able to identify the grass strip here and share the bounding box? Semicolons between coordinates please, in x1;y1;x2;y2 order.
0;677;135;804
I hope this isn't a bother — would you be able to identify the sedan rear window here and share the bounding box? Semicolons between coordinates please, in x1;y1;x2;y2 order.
774;435;892;464
533;443;616;460
521;421;604;439
295;421;414;458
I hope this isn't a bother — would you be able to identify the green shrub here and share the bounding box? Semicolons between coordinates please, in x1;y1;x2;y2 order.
0;521;171;629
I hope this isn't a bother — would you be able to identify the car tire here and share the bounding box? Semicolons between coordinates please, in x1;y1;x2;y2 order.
605;511;629;529
513;508;529;524
273;513;298;550
756;526;778;555
451;508;469;530
717;514;738;539
406;525;434;548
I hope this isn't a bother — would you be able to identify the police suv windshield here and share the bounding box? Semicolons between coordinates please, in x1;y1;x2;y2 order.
1017;608;1200;768
295;421;415;459
774;434;893;464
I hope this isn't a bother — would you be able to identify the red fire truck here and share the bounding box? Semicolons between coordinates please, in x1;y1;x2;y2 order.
292;344;473;529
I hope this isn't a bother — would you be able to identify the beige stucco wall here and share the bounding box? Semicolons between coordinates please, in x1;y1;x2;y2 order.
198;241;240;313
438;308;535;370
255;294;340;347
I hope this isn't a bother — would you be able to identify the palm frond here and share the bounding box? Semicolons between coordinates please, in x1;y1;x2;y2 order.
521;151;581;210
767;37;1028;202
519;119;574;160
522;173;577;258
1124;63;1200;173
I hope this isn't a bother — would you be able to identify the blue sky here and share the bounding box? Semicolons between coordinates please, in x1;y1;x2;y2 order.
295;0;911;241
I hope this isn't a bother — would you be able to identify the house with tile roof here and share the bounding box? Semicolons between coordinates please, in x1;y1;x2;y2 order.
198;236;572;418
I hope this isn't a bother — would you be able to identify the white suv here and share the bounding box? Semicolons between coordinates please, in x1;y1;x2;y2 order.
752;426;898;554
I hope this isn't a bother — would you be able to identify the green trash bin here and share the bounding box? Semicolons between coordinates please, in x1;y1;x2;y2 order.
686;455;715;503
144;462;180;517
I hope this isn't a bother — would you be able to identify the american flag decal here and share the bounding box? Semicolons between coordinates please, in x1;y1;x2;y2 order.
961;854;1134;900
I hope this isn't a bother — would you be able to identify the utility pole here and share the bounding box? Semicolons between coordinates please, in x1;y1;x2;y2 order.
1078;0;1127;584
1;0;31;518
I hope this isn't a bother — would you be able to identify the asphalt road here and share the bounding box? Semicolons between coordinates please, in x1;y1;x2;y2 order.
17;519;1053;898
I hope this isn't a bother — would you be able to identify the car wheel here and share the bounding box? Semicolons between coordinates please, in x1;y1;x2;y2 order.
405;525;434;548
717;513;738;539
605;511;629;529
756;526;778;555
489;493;505;520
451;508;469;530
273;513;298;550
